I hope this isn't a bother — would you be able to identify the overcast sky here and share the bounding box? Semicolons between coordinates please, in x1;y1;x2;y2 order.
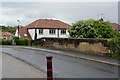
0;1;119;27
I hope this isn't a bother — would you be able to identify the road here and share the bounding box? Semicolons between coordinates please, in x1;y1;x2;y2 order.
2;47;118;78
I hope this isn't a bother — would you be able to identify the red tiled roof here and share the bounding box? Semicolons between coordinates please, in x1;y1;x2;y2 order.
0;31;2;35
19;28;32;40
4;32;14;36
111;23;120;30
0;31;14;36
25;19;71;29
19;19;71;40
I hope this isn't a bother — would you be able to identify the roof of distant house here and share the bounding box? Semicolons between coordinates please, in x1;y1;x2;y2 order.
19;28;32;40
0;31;2;35
0;31;14;36
25;19;71;29
111;23;120;30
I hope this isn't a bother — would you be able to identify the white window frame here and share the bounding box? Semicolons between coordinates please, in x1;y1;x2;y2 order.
39;29;43;35
49;29;56;35
61;29;66;35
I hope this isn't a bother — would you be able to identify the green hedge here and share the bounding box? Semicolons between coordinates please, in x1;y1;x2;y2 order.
107;38;120;59
2;40;12;45
12;36;30;45
2;36;31;45
18;38;30;45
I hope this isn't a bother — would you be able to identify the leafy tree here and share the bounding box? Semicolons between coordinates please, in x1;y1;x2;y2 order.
0;25;24;33
107;38;120;59
113;30;120;39
68;19;115;38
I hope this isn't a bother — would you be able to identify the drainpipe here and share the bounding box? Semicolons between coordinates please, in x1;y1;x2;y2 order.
58;28;59;38
17;20;20;45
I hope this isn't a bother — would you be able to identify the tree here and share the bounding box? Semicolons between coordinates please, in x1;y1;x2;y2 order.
107;38;120;59
0;25;24;33
68;19;115;38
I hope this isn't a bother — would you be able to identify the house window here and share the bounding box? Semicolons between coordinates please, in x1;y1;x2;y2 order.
7;35;9;39
24;34;28;38
39;29;43;34
4;34;6;36
61;29;66;35
49;29;56;35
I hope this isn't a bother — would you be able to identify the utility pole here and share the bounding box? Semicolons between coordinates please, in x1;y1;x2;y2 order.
17;20;20;45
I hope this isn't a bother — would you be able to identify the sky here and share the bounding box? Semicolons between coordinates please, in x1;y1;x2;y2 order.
0;0;119;27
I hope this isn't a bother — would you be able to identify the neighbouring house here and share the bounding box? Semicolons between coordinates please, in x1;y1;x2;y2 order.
111;23;120;33
15;19;71;40
0;31;14;40
99;18;120;33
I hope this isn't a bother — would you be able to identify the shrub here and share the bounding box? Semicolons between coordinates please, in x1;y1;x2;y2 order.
12;36;30;45
2;39;12;45
18;38;30;45
12;36;19;45
0;38;2;45
107;38;120;59
68;19;115;38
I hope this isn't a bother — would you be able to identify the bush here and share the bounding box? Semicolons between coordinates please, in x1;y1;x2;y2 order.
19;38;30;45
2;39;12;45
68;19;115;38
107;38;120;59
12;36;19;45
113;30;120;39
12;36;30;45
0;38;2;45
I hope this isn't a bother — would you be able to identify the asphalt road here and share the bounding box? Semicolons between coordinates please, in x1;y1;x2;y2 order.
2;47;118;78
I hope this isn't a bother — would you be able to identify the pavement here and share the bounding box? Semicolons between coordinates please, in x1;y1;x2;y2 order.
0;51;2;79
2;53;46;78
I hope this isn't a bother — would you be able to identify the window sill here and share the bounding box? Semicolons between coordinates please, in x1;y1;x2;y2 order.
39;34;43;35
61;34;66;35
49;34;56;35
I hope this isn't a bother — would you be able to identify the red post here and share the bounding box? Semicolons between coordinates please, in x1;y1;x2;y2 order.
46;56;53;80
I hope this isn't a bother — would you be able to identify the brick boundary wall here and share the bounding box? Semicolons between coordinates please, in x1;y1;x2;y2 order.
31;37;111;56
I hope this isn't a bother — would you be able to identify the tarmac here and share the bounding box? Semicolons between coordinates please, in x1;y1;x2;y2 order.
1;46;119;78
22;46;120;67
3;46;120;67
2;53;46;78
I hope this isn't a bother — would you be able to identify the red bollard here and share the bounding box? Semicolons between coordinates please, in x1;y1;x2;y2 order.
46;56;53;80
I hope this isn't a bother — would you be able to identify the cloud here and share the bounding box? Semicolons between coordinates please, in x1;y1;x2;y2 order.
1;0;120;2
1;2;118;26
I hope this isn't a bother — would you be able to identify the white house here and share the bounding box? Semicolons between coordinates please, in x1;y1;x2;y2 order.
15;19;71;40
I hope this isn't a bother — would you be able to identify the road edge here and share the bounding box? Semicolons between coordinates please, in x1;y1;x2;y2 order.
22;47;120;67
3;46;120;67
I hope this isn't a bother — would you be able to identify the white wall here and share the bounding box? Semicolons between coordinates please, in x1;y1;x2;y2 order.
28;28;69;40
28;29;35;40
15;29;21;37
